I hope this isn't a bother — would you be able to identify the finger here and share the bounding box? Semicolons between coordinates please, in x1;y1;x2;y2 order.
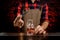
43;31;46;35
35;29;39;34
35;27;40;34
19;19;24;23
36;25;41;30
22;23;24;26
39;30;44;34
19;22;24;28
21;20;24;26
38;27;43;33
43;31;47;37
35;25;41;33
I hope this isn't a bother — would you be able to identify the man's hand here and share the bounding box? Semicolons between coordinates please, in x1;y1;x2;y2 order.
35;25;46;35
13;15;24;28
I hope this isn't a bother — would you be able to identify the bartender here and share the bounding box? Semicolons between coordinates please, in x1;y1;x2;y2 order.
13;0;49;35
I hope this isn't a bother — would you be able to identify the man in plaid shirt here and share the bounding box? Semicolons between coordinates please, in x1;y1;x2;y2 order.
13;0;49;35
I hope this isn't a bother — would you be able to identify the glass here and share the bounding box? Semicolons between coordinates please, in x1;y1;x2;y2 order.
26;19;35;36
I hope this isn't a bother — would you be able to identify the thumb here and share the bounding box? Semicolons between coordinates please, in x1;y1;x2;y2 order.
17;14;22;19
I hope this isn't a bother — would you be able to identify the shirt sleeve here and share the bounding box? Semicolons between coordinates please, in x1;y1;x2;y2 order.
17;2;22;16
40;3;49;25
45;3;49;22
42;3;49;22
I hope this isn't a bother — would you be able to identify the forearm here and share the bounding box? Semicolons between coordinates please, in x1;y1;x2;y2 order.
41;20;49;30
41;3;49;30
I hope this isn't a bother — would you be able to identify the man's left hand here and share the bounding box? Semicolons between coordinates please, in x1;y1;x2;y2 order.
35;25;46;35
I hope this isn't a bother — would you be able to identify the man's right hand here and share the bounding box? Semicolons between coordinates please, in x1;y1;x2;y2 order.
13;15;24;28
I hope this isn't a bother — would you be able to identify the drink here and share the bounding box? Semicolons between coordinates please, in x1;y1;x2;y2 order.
26;19;35;36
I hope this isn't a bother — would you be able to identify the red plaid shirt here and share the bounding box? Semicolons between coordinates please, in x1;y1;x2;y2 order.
17;1;49;22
